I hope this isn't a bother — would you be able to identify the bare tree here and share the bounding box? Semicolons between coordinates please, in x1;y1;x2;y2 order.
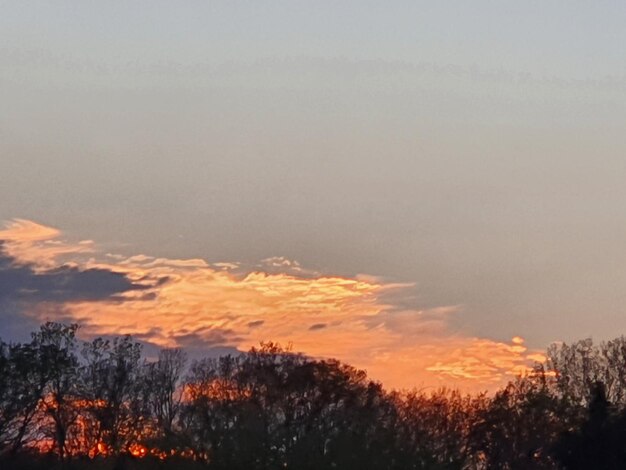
32;322;81;460
145;348;187;437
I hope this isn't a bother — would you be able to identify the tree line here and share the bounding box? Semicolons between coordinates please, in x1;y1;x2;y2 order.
2;323;626;469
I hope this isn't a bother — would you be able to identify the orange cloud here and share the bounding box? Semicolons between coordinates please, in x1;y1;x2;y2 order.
0;219;544;392
0;219;94;268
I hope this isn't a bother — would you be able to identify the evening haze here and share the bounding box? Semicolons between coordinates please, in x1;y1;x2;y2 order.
2;2;626;391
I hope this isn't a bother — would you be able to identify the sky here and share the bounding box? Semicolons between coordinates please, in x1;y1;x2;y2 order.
2;1;626;392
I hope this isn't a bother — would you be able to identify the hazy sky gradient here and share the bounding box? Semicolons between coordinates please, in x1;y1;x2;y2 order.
2;2;626;387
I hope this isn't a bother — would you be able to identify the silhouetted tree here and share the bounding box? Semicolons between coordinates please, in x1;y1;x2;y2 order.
468;369;573;470
80;335;146;456
0;340;46;457
32;322;81;460
5;322;626;470
547;337;626;407
143;348;187;453
393;388;488;469
183;343;405;470
554;381;626;469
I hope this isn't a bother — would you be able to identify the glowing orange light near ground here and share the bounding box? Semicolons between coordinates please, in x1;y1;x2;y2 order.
129;443;147;458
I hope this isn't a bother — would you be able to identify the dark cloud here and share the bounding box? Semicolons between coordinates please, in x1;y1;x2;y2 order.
0;247;157;343
0;252;152;304
309;323;327;331
171;327;241;360
248;320;264;328
173;327;242;349
0;301;41;342
0;301;87;343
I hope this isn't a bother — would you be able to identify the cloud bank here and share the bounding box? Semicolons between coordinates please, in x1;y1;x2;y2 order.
0;219;543;392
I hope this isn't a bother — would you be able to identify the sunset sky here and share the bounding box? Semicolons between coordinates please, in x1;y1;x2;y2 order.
2;2;626;392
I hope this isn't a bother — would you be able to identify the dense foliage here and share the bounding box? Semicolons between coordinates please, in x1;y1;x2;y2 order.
2;323;626;469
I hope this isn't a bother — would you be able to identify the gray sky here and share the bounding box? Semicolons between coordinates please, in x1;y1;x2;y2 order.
2;1;626;368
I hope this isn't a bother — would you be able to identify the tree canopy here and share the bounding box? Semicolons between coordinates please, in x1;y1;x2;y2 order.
2;323;626;469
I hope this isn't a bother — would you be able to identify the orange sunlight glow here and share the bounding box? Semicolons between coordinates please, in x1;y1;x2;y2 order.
0;219;545;392
129;443;148;458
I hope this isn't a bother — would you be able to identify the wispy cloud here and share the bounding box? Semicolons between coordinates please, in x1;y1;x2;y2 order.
0;219;543;392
